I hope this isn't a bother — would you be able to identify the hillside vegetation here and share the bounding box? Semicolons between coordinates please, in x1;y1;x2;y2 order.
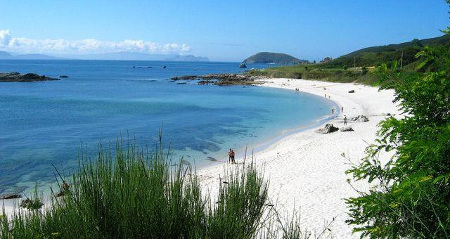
249;34;450;85
325;34;450;69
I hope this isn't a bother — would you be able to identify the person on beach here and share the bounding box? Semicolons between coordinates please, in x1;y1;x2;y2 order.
344;115;348;126
341;106;344;112
228;149;236;163
331;108;335;114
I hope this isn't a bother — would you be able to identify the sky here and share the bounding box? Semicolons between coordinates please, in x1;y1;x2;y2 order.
0;0;449;62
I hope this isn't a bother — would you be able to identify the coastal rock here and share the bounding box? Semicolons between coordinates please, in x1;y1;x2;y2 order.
170;73;262;86
351;115;369;122
0;72;59;82
20;198;43;210
315;124;339;134
0;193;22;199
340;126;354;132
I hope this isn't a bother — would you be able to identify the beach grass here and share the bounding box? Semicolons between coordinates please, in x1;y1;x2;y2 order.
0;138;282;239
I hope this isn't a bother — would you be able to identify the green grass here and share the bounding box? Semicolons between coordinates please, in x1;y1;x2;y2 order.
1;137;327;239
247;35;450;86
248;64;379;85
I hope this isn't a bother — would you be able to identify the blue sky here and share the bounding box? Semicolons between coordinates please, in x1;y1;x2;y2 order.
0;0;448;61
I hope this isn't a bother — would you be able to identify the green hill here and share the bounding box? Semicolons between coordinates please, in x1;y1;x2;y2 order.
243;52;306;64
324;34;450;68
248;34;450;85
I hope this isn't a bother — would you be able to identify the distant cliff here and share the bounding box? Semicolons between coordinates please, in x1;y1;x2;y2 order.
243;52;306;64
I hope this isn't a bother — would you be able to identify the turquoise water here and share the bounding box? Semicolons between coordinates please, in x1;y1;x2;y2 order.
0;60;336;194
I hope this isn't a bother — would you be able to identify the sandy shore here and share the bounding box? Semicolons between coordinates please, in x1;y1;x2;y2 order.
198;78;399;238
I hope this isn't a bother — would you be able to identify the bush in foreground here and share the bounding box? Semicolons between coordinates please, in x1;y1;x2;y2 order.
345;24;450;238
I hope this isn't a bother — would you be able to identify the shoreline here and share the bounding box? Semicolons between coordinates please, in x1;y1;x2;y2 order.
197;78;399;238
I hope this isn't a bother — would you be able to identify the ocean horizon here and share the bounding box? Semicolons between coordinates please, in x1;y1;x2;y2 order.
0;60;336;195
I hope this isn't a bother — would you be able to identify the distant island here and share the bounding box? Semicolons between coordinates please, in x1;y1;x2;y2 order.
0;51;209;62
0;72;59;82
165;55;209;62
243;52;307;64
0;51;59;60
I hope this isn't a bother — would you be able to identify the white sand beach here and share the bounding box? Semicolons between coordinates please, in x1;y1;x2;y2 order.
198;78;399;238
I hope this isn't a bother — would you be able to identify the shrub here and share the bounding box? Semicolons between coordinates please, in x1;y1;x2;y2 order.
345;30;450;238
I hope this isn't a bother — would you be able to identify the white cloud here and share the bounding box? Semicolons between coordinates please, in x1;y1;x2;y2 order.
0;30;191;55
0;30;12;45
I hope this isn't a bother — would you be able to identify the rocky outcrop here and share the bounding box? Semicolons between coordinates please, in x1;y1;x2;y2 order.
351;115;369;122
340;126;354;132
20;198;43;210
315;124;339;134
0;193;22;199
0;72;59;82
171;73;263;86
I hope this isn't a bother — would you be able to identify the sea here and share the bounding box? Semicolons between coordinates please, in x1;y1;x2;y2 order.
0;60;337;195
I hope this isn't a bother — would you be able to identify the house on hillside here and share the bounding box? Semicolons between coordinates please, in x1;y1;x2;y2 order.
320;56;333;63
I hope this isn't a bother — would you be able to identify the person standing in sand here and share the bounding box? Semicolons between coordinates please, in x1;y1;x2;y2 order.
344;115;348;126
228;149;236;164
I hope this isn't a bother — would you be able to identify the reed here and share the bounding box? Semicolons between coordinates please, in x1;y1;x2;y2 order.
0;138;276;239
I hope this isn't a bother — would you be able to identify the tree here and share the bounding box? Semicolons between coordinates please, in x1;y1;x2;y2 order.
345;4;450;237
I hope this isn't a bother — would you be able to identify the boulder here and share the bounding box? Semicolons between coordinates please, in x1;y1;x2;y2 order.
315;124;339;134
348;90;355;93
20;198;43;210
340;126;354;132
351;115;369;122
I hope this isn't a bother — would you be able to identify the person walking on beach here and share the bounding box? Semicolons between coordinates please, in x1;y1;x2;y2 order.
344;115;348;126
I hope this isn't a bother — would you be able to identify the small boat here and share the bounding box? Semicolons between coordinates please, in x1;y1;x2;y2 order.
239;63;247;68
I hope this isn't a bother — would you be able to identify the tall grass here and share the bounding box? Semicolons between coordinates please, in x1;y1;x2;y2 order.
0;138;273;239
1;137;335;238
